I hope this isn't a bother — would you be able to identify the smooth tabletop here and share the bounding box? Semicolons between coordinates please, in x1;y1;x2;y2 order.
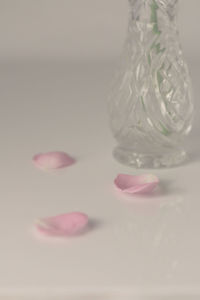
0;59;200;299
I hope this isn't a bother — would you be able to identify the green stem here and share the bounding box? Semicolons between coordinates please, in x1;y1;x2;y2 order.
148;1;171;137
150;0;161;35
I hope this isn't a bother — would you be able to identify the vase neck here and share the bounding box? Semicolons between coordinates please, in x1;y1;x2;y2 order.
129;0;178;25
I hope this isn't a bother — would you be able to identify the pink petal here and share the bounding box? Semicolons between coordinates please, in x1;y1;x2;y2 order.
114;174;159;194
33;151;75;170
35;212;89;237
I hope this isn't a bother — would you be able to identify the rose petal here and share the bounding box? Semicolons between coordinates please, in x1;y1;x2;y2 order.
35;212;89;237
33;151;75;170
114;174;159;194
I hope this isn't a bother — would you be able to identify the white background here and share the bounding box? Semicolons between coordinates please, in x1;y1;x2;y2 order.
0;0;199;61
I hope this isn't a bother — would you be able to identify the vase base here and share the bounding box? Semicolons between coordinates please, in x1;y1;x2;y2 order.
113;146;187;169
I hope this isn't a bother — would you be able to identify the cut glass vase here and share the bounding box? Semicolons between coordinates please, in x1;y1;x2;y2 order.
109;0;193;168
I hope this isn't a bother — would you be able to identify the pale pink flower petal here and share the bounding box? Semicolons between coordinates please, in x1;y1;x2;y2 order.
114;174;159;194
33;151;75;170
35;212;89;237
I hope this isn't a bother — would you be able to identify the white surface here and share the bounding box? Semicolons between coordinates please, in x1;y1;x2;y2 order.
0;58;200;299
0;0;200;299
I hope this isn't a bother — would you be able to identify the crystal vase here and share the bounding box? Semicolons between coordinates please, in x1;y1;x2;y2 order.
109;0;193;168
